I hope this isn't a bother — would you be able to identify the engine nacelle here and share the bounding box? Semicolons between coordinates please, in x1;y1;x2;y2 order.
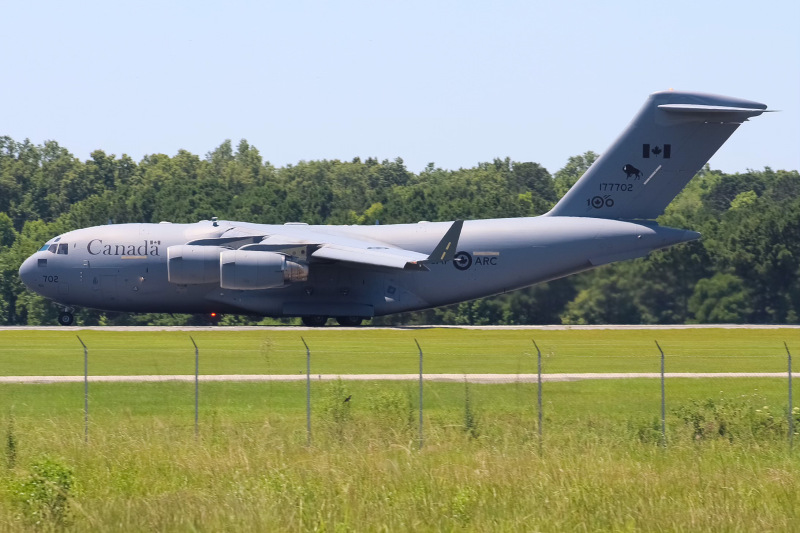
167;245;224;284
219;250;308;290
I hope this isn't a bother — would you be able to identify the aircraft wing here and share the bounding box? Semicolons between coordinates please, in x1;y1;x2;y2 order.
311;243;429;269
238;219;464;270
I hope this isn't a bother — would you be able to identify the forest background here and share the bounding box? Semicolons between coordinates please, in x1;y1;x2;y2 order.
1;136;798;327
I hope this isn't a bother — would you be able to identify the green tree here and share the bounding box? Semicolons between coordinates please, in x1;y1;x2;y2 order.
553;151;598;198
689;273;753;323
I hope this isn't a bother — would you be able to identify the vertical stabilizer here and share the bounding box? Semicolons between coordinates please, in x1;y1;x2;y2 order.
547;91;768;220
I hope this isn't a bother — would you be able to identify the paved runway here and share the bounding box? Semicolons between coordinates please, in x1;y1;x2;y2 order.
0;372;789;384
1;324;800;332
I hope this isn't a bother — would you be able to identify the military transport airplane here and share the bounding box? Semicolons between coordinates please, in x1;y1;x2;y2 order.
19;90;769;326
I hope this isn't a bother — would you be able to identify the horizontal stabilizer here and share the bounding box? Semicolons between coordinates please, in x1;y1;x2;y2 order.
658;103;769;115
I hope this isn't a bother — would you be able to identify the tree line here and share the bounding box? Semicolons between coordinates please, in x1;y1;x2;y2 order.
1;136;798;326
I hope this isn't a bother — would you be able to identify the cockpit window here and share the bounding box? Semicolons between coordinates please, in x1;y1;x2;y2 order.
40;242;69;254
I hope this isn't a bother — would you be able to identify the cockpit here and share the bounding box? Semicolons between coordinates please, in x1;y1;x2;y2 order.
39;237;69;255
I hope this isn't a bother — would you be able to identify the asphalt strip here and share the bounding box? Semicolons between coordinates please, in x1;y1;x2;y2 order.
2;325;800;332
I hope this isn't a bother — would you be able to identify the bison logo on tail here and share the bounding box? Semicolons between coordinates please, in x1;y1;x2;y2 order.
622;164;642;180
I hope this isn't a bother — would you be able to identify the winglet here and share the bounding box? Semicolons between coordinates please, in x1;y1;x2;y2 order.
428;220;463;262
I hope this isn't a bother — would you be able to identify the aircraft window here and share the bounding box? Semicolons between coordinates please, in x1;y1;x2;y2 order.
48;244;58;253
39;244;50;252
57;243;69;255
38;258;47;267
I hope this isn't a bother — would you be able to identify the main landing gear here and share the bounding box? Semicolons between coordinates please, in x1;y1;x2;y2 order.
301;315;328;327
336;316;363;327
58;310;75;326
300;316;365;327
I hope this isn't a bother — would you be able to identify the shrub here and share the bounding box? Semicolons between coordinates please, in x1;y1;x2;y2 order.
320;379;352;435
672;394;788;442
12;456;74;528
368;388;415;429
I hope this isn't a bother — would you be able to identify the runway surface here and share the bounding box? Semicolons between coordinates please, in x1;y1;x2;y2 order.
0;373;788;384
1;324;800;332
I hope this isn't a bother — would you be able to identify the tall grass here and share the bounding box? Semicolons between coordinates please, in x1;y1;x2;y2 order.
0;328;797;530
0;379;798;531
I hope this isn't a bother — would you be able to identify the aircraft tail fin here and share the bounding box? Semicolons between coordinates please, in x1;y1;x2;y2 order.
546;91;769;220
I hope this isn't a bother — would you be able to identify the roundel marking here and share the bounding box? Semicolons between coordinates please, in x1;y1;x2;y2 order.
453;251;472;271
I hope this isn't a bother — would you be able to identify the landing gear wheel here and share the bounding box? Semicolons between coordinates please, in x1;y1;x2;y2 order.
58;312;74;326
336;316;363;327
301;315;328;327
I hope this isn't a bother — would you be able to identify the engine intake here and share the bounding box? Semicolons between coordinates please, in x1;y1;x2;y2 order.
167;245;224;284
220;250;308;290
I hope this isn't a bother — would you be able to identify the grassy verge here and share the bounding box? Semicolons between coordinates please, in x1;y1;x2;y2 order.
0;328;797;531
0;327;796;375
0;377;797;531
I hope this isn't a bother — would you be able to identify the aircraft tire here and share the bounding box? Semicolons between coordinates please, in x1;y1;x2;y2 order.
336;316;363;327
58;312;74;326
301;315;328;327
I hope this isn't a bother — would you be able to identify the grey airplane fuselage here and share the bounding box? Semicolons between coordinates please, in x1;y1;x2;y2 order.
19;216;696;318
18;90;770;324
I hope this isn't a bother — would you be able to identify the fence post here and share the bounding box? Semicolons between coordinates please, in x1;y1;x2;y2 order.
655;340;666;447
415;339;423;449
190;336;199;438
77;336;88;444
302;337;311;446
786;342;793;451
532;339;542;449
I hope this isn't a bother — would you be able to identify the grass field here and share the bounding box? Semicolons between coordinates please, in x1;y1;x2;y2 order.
0;326;796;375
0;327;798;531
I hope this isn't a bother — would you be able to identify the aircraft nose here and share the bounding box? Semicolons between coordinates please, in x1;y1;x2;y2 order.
18;254;40;292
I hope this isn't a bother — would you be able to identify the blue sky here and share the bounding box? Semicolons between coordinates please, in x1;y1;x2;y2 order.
3;0;798;175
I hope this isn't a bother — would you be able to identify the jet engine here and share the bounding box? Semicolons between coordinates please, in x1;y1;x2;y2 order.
219;250;308;290
167;245;225;284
